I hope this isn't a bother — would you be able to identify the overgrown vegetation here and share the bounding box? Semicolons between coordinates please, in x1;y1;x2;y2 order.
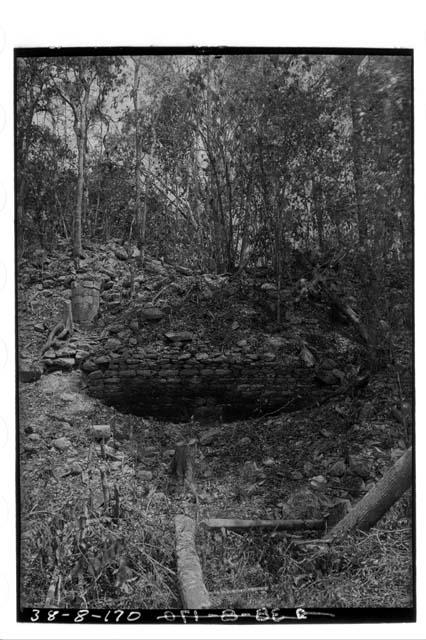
17;51;413;611
17;54;411;275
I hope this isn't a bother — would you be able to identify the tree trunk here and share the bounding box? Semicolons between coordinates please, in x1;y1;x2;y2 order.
82;151;89;235
174;515;211;609
313;181;324;252
17;177;27;257
328;447;412;540
74;119;85;259
348;59;368;247
132;58;145;265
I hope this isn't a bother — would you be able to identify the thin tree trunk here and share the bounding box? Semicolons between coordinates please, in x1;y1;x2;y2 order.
82;150;89;235
348;57;368;246
74;127;84;259
273;190;282;323
313;181;324;252
132;57;144;265
73;86;89;260
142;119;157;265
17;177;27;256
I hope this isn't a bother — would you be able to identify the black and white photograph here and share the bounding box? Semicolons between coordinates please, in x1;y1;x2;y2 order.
15;49;414;624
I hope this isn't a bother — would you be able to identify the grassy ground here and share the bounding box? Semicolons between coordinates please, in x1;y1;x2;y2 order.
19;365;413;610
18;245;413;610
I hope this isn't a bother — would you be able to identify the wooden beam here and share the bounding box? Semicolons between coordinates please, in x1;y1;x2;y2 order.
201;518;325;532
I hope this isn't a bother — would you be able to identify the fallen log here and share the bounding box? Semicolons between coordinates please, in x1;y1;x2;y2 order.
175;515;211;609
202;518;325;532
328;446;412;540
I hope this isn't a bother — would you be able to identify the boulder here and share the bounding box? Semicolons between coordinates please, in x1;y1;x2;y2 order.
140;307;164;322
175;264;193;276
52;437;72;451
19;360;42;383
201;287;214;300
263;352;276;361
329;460;347;477
145;259;167;276
69;462;83;475
164;331;194;343
81;358;98;373
129;320;139;332
263;457;275;467
55;347;77;358
105;338;122;351
108;324;123;334
114;247;128;261
348;455;370;480
75;350;90;365
199;427;222;446
266;336;287;351
52;358;75;371
310;475;327;489
137;469;153;481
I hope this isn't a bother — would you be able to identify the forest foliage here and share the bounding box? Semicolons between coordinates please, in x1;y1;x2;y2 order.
16;53;412;277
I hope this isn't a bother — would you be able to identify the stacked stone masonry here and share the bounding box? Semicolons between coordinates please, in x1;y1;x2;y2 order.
82;344;323;420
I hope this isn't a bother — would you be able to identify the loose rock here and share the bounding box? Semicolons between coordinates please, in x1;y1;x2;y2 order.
348;455;370;479
137;470;153;481
28;433;41;442
19;360;42;383
69;462;83;475
199;427;222;446
114;247;128;261
53;357;75;371
52;437;72;451
164;331;193;342
329;460;347;477
140;307;164;321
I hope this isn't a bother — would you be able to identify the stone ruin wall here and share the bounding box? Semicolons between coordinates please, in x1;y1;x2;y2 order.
82;342;322;420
